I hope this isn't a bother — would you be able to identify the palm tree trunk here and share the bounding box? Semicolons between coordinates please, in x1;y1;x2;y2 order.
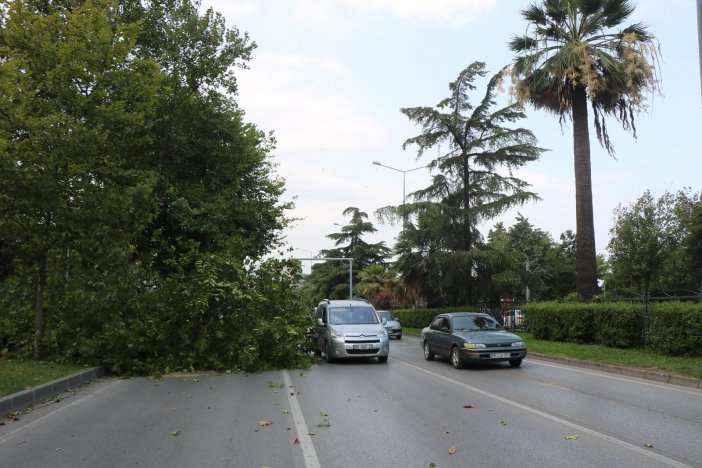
572;85;598;299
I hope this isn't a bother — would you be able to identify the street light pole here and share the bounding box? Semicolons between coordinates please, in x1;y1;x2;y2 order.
372;161;426;226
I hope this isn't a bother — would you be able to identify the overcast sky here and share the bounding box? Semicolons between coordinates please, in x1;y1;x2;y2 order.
202;0;701;272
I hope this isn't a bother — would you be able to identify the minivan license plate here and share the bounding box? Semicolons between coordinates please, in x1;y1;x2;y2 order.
490;352;510;358
353;344;374;350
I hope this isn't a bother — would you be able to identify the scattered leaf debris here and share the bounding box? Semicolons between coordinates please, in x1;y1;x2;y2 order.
258;420;273;427
645;443;654;448
448;446;457;455
565;435;578;441
171;430;181;437
499;420;507;426
463;404;475;409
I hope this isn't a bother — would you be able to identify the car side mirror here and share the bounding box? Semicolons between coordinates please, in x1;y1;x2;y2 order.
440;326;450;332
381;318;387;325
317;318;325;326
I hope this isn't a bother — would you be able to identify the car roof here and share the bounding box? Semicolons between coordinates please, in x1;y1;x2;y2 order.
324;300;374;308
439;312;487;317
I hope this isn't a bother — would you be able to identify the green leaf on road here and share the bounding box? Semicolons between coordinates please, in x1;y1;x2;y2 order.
499;420;507;425
171;430;181;436
565;435;578;440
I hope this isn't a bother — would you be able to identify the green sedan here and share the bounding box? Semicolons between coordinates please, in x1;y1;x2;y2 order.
420;312;527;368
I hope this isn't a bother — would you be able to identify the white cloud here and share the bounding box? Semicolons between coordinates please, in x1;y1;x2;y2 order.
204;1;258;19
338;0;497;28
236;51;387;152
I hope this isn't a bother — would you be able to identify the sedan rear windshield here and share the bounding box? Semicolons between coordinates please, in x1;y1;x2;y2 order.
330;307;379;325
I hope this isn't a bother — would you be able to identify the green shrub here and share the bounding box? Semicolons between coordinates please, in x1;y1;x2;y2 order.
593;303;644;348
523;302;595;342
646;302;702;356
524;302;643;347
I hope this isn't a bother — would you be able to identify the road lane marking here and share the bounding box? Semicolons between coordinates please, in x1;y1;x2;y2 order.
282;369;321;468
395;358;694;468
528;360;702;396
0;379;123;446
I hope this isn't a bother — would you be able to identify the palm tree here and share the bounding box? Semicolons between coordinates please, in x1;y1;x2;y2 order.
509;0;660;299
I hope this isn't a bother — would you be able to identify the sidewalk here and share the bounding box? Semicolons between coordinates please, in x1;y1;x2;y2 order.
0;367;104;416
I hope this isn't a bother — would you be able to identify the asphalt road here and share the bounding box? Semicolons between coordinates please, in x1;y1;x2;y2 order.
1;337;701;468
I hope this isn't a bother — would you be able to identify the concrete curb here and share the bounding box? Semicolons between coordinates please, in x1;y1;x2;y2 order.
0;367;105;416
527;353;702;389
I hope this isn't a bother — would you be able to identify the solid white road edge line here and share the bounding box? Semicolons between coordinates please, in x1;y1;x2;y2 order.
282;369;322;468
395;358;693;468
0;379;124;446
528;359;702;396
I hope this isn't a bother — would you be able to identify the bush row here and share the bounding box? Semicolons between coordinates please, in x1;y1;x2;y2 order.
523;301;702;356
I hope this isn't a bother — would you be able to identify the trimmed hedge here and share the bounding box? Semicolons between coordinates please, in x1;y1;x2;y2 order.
647;302;702;356
523;301;701;355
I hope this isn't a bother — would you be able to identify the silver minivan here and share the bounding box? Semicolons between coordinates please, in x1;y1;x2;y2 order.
315;299;390;363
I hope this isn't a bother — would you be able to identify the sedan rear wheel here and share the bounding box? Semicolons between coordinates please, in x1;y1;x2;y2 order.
451;346;465;369
423;341;435;361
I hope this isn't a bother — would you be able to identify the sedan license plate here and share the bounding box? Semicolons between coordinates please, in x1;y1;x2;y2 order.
489;352;510;358
353;344;374;350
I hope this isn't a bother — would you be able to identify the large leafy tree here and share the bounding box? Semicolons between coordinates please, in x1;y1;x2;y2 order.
1;0;306;372
509;0;661;299
128;0;286;271
607;189;701;297
486;218;577;302
387;62;545;306
0;0;162;358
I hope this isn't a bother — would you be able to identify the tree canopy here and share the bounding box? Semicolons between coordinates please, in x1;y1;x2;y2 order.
385;62;545;306
0;0;309;372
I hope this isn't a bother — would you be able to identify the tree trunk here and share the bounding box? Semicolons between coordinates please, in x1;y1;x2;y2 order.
462;152;474;305
34;253;47;360
571;85;598;300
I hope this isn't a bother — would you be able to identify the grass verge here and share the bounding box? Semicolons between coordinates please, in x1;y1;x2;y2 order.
0;359;84;398
404;328;702;380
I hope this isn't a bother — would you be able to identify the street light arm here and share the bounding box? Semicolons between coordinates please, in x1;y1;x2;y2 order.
372;161;427;174
372;161;403;173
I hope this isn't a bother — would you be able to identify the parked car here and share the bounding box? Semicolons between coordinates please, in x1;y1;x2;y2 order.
376;311;402;339
421;312;527;368
315;299;390;363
